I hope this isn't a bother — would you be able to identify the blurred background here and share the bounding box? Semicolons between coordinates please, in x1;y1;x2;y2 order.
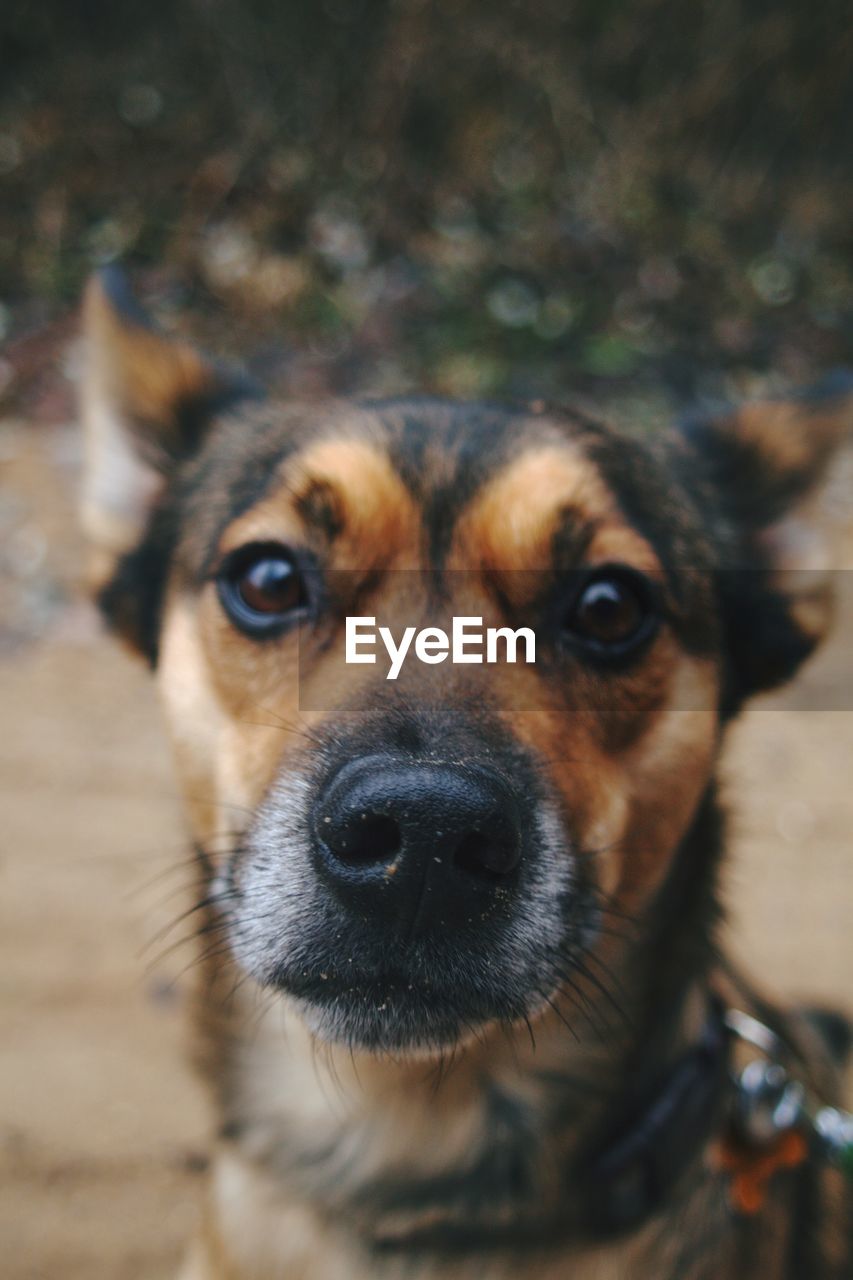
0;2;851;1276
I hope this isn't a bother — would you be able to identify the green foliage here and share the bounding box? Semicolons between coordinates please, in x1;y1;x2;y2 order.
1;0;851;409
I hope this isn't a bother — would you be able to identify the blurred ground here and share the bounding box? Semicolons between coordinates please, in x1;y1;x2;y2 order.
0;416;208;1278
1;2;852;1276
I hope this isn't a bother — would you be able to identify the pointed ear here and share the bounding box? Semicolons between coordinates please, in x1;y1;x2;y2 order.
684;374;853;708
79;267;246;588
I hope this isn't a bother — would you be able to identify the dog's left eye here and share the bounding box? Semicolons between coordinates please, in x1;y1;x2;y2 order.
217;543;308;634
561;566;657;660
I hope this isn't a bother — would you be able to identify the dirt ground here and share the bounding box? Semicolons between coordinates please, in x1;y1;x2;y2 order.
0;411;851;1280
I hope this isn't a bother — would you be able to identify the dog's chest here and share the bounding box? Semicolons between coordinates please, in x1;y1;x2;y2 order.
206;1147;661;1280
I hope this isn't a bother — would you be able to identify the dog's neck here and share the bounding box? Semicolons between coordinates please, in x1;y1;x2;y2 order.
201;788;727;1252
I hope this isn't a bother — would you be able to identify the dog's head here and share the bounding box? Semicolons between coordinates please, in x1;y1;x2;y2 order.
80;270;851;1055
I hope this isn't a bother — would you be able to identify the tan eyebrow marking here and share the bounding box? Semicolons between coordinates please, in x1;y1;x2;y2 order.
450;445;659;574
218;438;421;570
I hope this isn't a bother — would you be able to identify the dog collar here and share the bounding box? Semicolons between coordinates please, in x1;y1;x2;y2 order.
368;1001;731;1254
583;1002;853;1236
368;1001;850;1255
577;997;730;1237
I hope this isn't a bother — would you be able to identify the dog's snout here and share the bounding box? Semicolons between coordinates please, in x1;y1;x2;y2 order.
313;756;522;926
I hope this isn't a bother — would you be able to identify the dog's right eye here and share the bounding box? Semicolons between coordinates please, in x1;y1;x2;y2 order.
216;543;309;635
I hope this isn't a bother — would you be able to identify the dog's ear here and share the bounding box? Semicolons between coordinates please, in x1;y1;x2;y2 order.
79;267;243;590
684;375;852;710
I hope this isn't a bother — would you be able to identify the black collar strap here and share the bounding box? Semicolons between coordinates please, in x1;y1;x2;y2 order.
369;1001;731;1255
578;997;730;1237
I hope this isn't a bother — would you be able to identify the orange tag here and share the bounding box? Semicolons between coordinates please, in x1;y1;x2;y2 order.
710;1130;808;1215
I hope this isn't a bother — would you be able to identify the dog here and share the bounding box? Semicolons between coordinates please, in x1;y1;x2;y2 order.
79;267;852;1279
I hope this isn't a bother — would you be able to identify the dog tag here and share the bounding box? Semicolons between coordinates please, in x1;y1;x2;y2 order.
814;1106;853;1180
734;1060;805;1144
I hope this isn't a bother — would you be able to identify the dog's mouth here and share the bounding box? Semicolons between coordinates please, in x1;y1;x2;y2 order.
226;888;590;1053
226;890;599;1054
266;931;593;1054
277;963;543;1055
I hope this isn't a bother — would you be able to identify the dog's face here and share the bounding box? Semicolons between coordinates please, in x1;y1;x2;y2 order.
151;402;722;1055
81;271;849;1054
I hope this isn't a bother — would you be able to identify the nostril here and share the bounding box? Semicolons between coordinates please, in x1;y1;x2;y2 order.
315;759;524;900
453;828;521;880
325;811;402;866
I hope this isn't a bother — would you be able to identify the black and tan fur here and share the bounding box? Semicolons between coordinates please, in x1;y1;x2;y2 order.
79;268;852;1279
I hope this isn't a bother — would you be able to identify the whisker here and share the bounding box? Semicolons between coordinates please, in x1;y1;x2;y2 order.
537;987;582;1043
138;889;235;959
157;939;239;991
143;913;233;975
570;956;633;1030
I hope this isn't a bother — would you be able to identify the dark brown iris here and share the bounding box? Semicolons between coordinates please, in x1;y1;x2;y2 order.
564;568;656;657
217;543;309;635
237;554;304;615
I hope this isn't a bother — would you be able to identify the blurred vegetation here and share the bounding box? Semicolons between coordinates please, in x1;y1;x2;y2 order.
0;0;851;410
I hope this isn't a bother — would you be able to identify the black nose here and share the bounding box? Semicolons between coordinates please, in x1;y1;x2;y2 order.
313;756;522;929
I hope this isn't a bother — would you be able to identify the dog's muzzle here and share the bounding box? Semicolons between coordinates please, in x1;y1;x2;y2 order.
226;712;579;1052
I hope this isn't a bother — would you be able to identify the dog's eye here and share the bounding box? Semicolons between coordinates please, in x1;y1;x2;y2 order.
217;543;308;635
562;567;657;659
